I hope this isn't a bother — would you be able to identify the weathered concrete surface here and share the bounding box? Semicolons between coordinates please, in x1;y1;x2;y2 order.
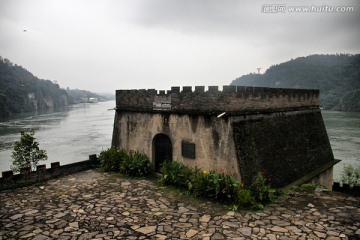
114;112;238;173
1;170;359;240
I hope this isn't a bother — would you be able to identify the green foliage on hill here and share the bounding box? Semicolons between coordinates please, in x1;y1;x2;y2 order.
66;88;114;104
339;89;360;112
0;56;115;120
230;54;360;111
0;56;68;119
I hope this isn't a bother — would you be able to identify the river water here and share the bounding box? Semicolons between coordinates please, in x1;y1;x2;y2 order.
0;101;115;173
0;104;359;181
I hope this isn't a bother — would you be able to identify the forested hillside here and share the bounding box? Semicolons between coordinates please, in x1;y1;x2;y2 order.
66;89;114;104
0;56;68;119
230;54;360;111
0;56;114;120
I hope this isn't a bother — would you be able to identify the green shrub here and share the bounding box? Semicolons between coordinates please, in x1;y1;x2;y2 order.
121;151;152;177
341;164;360;186
99;148;152;177
236;188;255;209
190;169;239;203
99;150;280;210
160;161;279;209
188;168;210;197
98;147;123;172
249;173;273;205
160;161;193;189
11;129;47;173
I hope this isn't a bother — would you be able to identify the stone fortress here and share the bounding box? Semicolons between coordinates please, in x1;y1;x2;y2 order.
112;86;340;189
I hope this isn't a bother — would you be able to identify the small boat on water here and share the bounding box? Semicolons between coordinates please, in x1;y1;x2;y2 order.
88;97;99;103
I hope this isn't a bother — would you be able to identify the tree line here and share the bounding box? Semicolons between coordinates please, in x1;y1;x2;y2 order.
0;56;114;120
230;54;360;112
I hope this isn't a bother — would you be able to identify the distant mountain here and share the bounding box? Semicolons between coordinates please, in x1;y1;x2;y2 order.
0;56;68;119
230;54;360;111
0;56;114;120
66;88;114;104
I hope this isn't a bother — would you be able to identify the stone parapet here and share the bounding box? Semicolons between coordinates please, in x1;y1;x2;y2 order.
0;154;99;190
116;86;319;114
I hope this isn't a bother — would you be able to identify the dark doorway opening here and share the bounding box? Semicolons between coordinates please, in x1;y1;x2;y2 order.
153;133;172;172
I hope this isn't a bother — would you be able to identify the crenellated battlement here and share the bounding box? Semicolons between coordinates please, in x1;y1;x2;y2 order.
116;86;319;114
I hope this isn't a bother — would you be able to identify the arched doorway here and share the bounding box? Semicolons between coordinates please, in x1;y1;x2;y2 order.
153;133;172;172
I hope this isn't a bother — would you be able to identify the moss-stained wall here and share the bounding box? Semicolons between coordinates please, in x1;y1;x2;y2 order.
233;109;334;188
112;111;239;175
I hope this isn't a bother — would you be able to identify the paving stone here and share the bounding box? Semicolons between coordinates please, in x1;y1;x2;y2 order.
136;226;156;234
222;221;240;228
78;232;98;240
270;226;289;233
154;234;167;240
327;230;339;236
238;227;252;236
68;222;79;229
211;232;225;240
307;203;315;208
9;214;23;220
32;234;50;240
266;233;277;240
186;229;198;238
0;170;359;240
19;232;36;238
200;214;211;223
314;231;327;238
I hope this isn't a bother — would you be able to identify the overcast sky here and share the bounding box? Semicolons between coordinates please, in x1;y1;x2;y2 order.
0;0;359;93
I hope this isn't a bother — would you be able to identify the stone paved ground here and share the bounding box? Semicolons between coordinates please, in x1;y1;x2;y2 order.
0;170;359;240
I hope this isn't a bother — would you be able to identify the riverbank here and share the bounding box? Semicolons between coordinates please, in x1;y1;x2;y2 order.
0;170;359;240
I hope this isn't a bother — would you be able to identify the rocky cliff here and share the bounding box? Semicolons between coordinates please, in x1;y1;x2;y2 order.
0;56;69;119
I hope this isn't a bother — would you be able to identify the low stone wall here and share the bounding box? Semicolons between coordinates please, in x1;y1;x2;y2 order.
0;154;99;190
333;182;360;196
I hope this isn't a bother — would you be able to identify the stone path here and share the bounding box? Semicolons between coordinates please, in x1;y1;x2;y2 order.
0;170;359;240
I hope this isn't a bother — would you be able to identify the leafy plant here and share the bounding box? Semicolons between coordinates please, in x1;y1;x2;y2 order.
98;147;123;172
190;169;239;203
11;129;47;173
160;161;280;209
341;164;360;186
249;173;273;204
99;148;152;177
236;188;255;209
160;161;193;189
120;151;152;177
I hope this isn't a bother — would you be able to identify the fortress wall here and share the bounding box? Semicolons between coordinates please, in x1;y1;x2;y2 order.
116;86;319;114
113;86;336;189
113;111;239;175
232;109;335;188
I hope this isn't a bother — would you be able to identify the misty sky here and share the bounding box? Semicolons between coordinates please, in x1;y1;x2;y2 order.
0;0;359;93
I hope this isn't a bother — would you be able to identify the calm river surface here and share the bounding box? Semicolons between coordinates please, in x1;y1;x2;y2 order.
0;104;359;181
0;101;115;173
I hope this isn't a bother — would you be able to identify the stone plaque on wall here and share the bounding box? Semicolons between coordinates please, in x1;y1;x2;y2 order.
153;102;171;110
182;141;195;159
